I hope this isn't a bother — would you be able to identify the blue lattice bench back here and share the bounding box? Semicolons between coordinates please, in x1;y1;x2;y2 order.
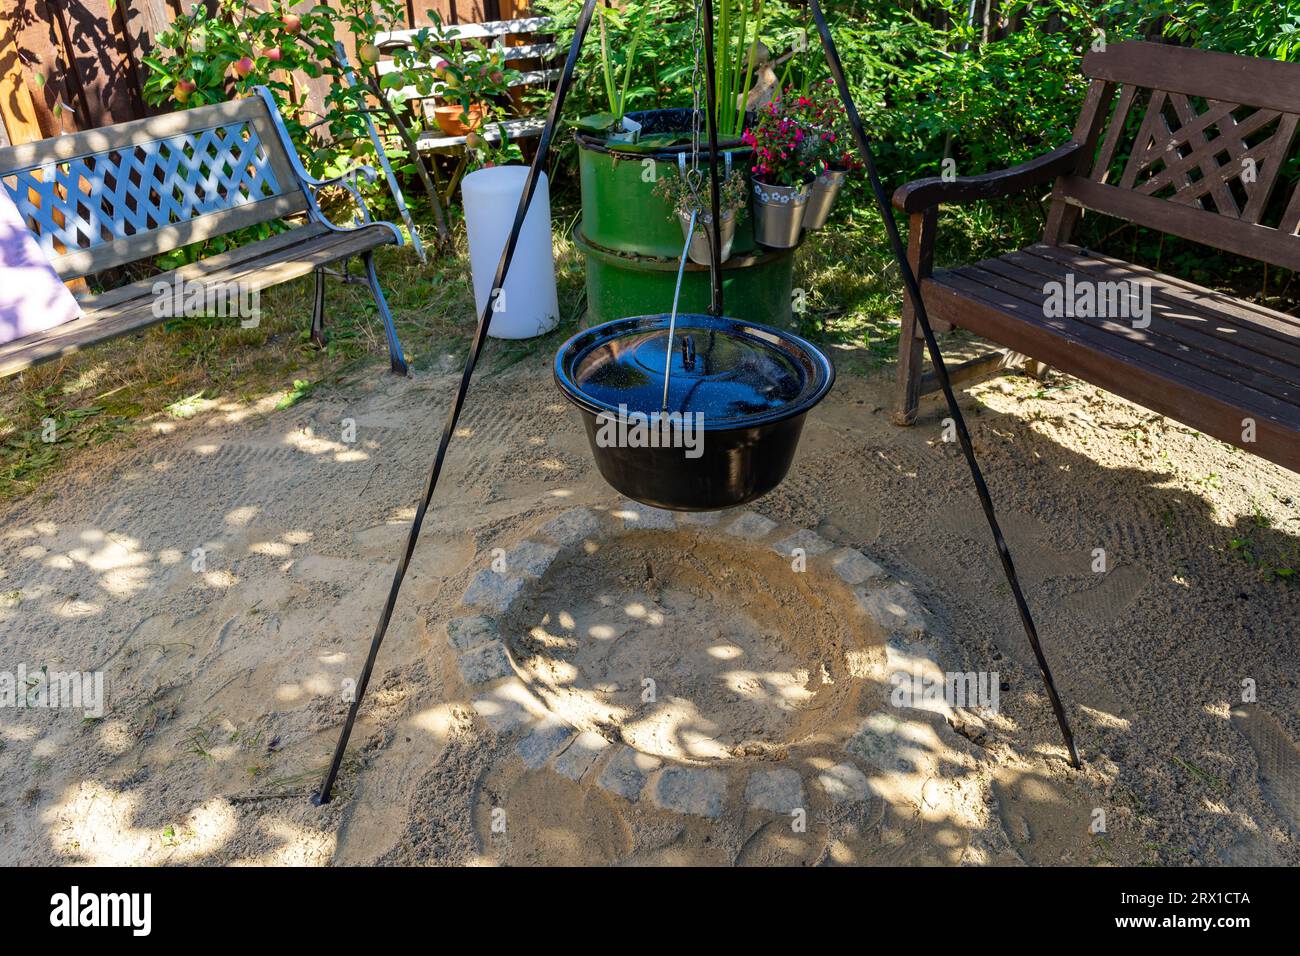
0;87;409;376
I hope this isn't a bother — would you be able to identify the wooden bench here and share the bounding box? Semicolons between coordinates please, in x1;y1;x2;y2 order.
0;86;408;379
893;41;1300;474
374;16;558;199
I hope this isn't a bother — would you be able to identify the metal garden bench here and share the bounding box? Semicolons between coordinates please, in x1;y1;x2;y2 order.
0;86;408;379
892;41;1300;474
374;16;558;199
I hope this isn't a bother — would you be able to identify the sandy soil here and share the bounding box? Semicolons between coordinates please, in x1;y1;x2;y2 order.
0;348;1297;866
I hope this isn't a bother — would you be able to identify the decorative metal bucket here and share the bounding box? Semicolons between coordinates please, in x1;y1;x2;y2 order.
678;210;737;265
752;181;810;248
803;167;847;231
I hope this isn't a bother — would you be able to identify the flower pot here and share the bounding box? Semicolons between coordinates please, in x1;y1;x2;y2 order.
678;210;737;265
803;167;847;231
752;181;810;249
433;102;487;136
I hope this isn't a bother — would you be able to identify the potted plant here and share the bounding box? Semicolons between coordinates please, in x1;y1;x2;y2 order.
741;96;816;248
429;48;514;136
386;12;519;138
652;166;748;265
796;81;860;231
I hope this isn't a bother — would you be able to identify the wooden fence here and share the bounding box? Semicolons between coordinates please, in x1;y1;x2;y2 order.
0;0;528;145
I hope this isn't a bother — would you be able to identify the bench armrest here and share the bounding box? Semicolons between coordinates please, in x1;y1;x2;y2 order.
250;86;403;245
306;165;404;244
303;163;379;191
892;143;1084;214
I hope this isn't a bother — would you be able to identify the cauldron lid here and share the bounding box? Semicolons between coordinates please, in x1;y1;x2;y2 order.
555;314;834;429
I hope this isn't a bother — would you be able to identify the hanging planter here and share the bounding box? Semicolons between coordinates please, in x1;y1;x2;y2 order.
793;81;861;232
742;97;816;249
802;165;846;231
752;180;810;248
655;158;749;265
679;210;737;265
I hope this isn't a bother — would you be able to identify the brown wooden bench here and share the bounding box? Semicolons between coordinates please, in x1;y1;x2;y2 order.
892;40;1300;474
0;86;408;379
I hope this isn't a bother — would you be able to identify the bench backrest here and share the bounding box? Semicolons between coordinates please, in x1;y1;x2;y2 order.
373;16;560;104
1055;41;1300;272
0;95;307;279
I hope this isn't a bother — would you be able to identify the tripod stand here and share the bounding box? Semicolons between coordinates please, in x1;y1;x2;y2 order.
314;0;1080;807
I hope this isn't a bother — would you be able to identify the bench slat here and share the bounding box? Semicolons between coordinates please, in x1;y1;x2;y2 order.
1084;41;1300;118
941;272;1296;419
0;95;307;279
0;224;394;378
940;263;1300;418
1022;245;1300;361
56;192;308;281
0;97;268;172
925;278;1300;471
1060;176;1300;275
924;257;1300;472
952;254;1300;406
77;223;332;312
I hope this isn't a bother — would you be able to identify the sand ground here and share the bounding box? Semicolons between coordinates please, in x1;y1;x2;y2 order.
0;350;1297;866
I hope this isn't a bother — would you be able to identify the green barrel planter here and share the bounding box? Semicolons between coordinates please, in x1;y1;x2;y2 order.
575;109;803;329
576;108;756;259
575;223;795;328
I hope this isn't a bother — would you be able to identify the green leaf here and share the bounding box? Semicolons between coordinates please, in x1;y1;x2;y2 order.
573;112;617;133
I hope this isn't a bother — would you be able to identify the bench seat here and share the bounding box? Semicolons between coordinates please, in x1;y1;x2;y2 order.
0;222;396;379
924;243;1300;472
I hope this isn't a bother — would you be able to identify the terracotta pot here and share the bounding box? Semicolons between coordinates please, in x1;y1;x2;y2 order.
433;102;487;137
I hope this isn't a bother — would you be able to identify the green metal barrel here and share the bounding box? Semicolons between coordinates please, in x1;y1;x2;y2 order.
576;109;757;259
574;223;794;329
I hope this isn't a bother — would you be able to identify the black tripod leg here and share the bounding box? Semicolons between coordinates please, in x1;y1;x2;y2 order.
312;0;603;806
806;0;1081;769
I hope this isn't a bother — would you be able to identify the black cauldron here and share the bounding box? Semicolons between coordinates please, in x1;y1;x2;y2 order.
554;314;835;511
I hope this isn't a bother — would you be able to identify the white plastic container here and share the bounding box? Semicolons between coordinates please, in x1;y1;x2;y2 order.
462;166;560;339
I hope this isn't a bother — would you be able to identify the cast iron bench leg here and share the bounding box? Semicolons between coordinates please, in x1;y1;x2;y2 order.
363;249;408;376
310;265;327;349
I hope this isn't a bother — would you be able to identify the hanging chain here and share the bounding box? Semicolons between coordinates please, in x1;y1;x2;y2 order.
684;0;704;209
663;0;711;411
